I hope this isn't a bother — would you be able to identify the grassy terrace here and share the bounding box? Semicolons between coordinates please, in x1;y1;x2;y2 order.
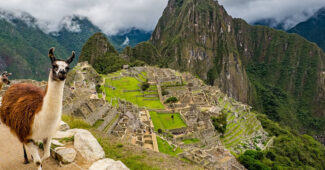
157;136;182;156
221;108;263;150
182;138;200;144
101;73;164;109
149;112;187;131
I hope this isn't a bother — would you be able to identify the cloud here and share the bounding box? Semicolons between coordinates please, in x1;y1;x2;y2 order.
0;0;168;35
122;37;130;46
219;0;325;29
0;0;323;34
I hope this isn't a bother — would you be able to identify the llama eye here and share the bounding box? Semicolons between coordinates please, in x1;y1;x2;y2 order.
53;65;58;70
66;67;70;71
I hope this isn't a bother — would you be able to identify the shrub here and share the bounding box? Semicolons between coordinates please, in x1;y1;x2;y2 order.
211;112;227;134
141;81;150;91
96;84;103;93
165;97;178;104
162;89;169;96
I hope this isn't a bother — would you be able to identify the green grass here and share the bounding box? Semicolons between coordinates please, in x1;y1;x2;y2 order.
102;75;164;109
182;138;200;144
59;136;74;143
156;136;182;156
93;119;104;129
149;112;187;131
62;114;92;130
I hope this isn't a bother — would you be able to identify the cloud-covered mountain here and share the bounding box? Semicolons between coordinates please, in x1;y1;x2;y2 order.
288;7;325;51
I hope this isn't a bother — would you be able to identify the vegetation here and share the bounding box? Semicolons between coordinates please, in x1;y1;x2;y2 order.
93;53;128;74
61;114;92;130
149;112;186;131
164;97;178;104
156;136;182;156
238;113;325;169
141;81;150;91
0;17;70;80
211;112;227;134
102;74;164;109
182;138;200;144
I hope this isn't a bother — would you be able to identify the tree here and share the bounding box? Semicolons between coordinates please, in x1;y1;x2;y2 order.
211;112;227;134
165;97;178;104
141;81;150;91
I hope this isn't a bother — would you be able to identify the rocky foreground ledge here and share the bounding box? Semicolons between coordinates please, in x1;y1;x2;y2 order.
52;121;130;170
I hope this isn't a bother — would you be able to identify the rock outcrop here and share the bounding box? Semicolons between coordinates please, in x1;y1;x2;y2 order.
53;147;77;164
89;158;129;170
74;129;105;161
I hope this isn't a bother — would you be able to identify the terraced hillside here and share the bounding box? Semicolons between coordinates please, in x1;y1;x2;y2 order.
97;66;269;156
60;62;325;169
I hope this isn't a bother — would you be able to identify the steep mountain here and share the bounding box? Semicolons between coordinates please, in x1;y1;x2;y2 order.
131;0;325;134
0;11;70;80
288;7;325;52
50;16;102;61
79;33;130;74
109;28;152;51
79;32;118;65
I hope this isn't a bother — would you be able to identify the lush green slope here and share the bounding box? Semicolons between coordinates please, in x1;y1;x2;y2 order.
0;14;70;80
288;7;325;52
135;0;325;134
239;113;325;169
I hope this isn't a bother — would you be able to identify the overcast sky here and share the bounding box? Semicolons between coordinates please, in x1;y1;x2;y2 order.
0;0;324;35
219;0;325;29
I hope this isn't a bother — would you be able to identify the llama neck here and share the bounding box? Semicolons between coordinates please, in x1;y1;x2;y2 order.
42;72;65;118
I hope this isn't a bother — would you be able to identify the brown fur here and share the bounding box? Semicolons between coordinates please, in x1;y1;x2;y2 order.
0;83;46;143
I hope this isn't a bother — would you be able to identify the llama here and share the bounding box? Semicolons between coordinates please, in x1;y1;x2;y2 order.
0;71;11;90
0;48;75;170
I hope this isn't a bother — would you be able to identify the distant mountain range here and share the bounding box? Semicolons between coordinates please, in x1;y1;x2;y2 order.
253;7;325;52
0;10;151;80
288;7;325;51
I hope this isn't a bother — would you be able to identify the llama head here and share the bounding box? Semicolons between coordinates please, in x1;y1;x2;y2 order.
1;71;11;85
48;47;75;81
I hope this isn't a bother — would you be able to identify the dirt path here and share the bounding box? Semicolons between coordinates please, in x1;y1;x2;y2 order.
0;124;86;170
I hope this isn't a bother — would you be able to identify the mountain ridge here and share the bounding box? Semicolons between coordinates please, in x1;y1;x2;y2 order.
130;0;325;134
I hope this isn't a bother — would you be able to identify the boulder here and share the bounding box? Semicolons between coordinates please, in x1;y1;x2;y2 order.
53;130;75;139
53;128;85;139
51;140;64;147
52;147;76;164
58;121;70;131
74;129;105;161
89;158;129;170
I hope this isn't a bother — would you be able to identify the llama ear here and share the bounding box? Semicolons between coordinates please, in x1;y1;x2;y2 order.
66;51;75;64
49;47;56;63
1;72;6;76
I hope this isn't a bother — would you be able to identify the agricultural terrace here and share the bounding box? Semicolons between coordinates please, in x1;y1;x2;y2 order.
156;136;182;156
149;112;187;131
101;71;164;109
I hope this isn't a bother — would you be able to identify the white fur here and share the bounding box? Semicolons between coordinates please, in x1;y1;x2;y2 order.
54;61;68;74
30;71;66;165
31;71;65;140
